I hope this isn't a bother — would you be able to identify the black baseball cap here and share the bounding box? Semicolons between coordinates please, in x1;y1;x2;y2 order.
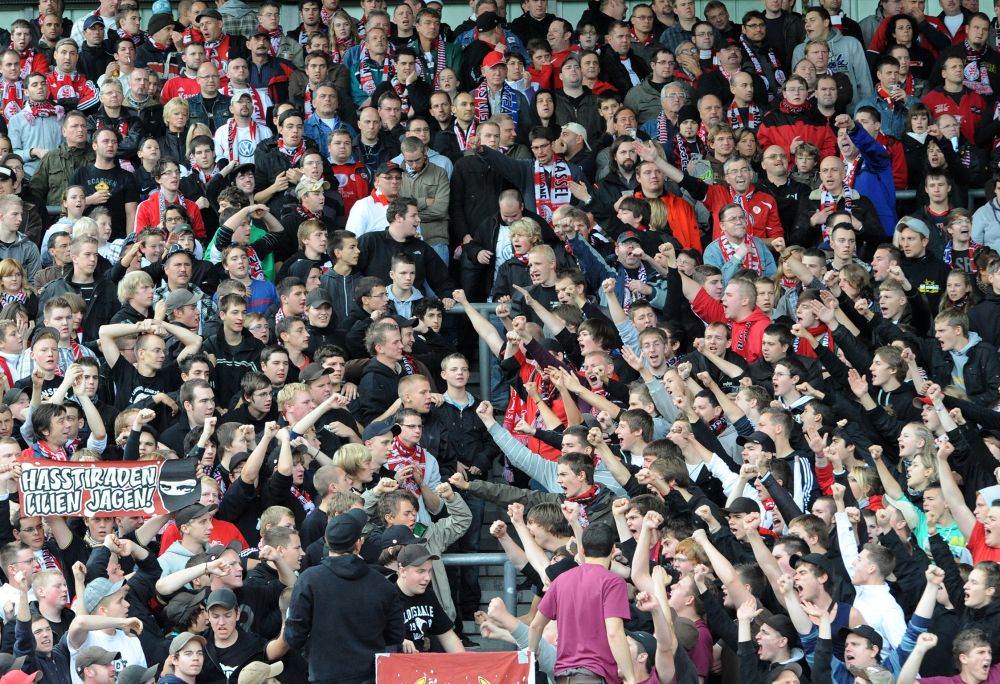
325;508;367;548
361;418;401;441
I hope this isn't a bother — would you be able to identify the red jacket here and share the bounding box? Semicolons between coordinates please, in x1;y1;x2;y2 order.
868;13;949;56
331;162;371;217
921;86;986;142
757;106;837;164
691;289;770;363
877;133;908;189
703;184;783;241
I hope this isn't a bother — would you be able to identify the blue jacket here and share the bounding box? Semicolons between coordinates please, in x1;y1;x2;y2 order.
848;124;897;234
568;234;667;309
304;115;357;156
703;236;777;284
854;92;919;139
453;27;529;61
187;93;232;132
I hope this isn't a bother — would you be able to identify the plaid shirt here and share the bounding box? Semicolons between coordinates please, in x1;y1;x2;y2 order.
223;10;260;39
153;283;218;335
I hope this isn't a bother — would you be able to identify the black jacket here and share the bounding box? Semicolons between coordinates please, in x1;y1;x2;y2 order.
430;397;500;476
598;47;650;96
969;292;1000;348
553;88;604;141
253;136;321;214
37;275;118;343
448;152;509;244
899;252;952;312
355;358;401;424
202;328;264;404
356;230;455;298
925;335;1000;406
283;554;405;684
86;106;145;161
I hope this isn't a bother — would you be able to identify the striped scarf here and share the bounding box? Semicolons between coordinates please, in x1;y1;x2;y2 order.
386;437;426;495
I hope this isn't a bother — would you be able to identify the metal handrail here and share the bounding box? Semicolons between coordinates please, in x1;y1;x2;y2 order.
440;552;519;617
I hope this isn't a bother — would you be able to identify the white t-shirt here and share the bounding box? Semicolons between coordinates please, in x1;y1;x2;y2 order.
70;628;146;684
213;122;273;164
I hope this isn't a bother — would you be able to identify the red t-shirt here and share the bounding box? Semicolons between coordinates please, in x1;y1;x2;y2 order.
156;518;249;555
966;521;1000;563
160;76;199;103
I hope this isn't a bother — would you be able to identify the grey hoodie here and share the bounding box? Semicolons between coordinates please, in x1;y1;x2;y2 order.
0;232;41;282
157;540;197;576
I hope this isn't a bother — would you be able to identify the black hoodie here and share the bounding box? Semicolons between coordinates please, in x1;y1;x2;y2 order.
284;554;404;684
355;357;401;425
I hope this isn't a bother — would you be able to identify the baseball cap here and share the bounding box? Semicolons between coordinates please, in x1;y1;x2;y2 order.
117;664;159;684
476;11;502;31
169;631;207;656
170;223;194;236
849;664;895;684
83;577;125;612
0;655;27;676
165;288;199;315
736;430;776;453
162;244;194;265
379;524;422;549
397;544;439;567
616;230;642;244
724;497;761;516
361;418;401;441
761;614;799;647
227;451;250;474
163;588;209;627
295;177;330;197
147;13;174;35
375;161;402;176
482;51;506;69
390;314;415;328
0;167;15;182
789;552;835;579
561;122;591;151
205;540;243;560
239;662;284;684
912;395;934;408
84;15;106;29
325;508;367;548
174;503;218;527
895;216;930;238
205;588;239;610
0;673;40;684
839;624;885;652
300;363;334;384
627;630;657;661
196;8;222;20
306;289;333;308
2;389;24;405
766;663;803;684
75;646;119;674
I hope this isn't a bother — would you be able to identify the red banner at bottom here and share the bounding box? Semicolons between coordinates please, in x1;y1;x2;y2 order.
375;650;535;683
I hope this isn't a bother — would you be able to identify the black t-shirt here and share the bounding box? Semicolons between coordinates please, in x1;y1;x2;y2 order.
397;585;451;651
202;629;266;684
14;375;62;402
109;354;181;409
69;165;140;240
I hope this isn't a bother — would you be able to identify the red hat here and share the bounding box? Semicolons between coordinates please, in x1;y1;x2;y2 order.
0;672;42;684
482;51;507;69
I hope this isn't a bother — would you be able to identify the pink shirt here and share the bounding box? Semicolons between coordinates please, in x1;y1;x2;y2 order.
538;563;631;683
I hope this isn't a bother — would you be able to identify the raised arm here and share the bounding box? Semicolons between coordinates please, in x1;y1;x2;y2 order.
453;290;506;357
898;633;937;684
936;438;976;539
